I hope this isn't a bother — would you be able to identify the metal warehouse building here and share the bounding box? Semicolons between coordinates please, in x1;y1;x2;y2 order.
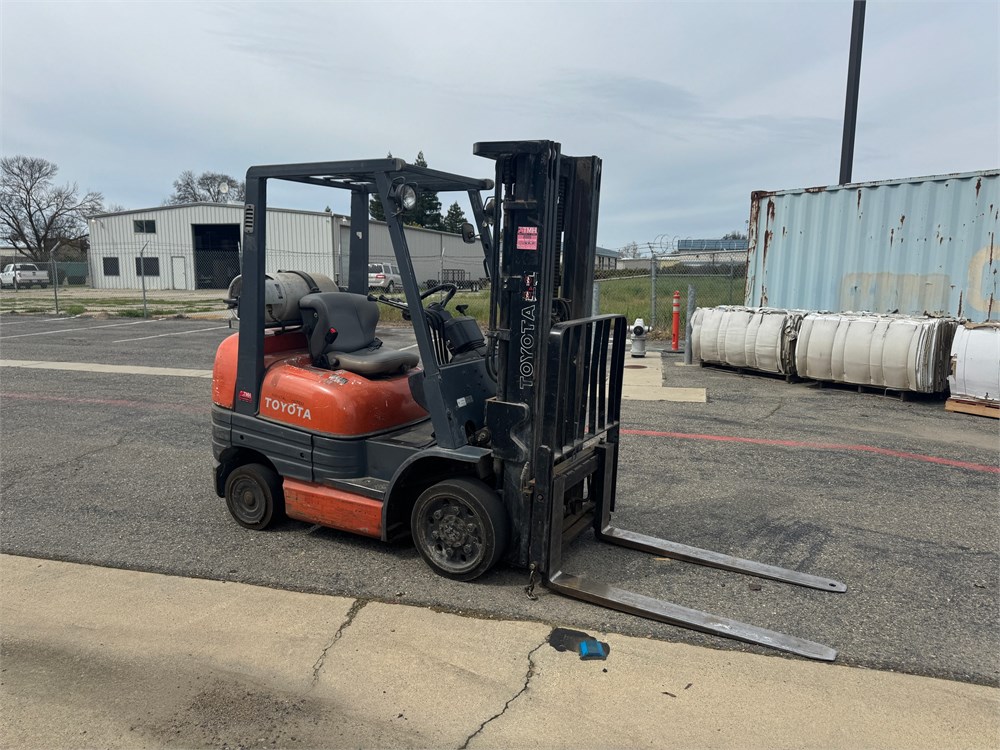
87;203;484;291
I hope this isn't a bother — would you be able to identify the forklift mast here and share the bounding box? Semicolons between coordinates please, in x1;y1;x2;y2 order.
474;141;617;573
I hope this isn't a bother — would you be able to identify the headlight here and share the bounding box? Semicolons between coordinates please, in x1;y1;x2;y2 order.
391;183;417;211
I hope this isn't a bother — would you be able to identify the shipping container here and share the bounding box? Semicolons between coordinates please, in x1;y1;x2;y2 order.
746;170;999;320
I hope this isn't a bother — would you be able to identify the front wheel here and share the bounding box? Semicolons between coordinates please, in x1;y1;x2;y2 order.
224;463;285;530
411;478;510;581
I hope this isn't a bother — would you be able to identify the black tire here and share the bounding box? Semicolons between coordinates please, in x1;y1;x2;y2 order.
411;478;510;581
224;463;285;530
386;281;394;294
40;284;47;289
12;280;18;291
470;282;481;293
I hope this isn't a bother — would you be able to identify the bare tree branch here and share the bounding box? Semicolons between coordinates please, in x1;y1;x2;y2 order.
167;170;245;204
0;156;103;262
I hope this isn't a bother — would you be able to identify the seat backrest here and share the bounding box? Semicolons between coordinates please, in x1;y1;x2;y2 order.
299;292;379;362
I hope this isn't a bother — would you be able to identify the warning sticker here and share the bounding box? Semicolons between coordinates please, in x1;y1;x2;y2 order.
516;226;538;251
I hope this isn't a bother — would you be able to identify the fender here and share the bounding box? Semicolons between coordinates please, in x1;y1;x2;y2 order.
381;445;492;541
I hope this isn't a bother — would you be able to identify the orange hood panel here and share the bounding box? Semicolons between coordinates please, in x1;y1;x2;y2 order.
213;330;427;437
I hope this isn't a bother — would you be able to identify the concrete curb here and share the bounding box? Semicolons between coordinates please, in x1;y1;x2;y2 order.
2;554;997;749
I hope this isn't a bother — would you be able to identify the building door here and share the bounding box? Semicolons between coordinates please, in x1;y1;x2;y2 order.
171;256;187;290
192;224;241;289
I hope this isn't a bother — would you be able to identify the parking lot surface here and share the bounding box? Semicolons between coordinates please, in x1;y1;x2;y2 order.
1;314;997;686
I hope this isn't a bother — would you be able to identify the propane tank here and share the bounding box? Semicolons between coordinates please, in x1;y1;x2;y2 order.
226;271;339;326
630;318;649;358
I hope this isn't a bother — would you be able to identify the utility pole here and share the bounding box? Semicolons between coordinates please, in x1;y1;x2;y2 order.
839;0;866;185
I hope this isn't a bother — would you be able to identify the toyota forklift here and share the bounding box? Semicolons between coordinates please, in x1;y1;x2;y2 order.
212;140;846;660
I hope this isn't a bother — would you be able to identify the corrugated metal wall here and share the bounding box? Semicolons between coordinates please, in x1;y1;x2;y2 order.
746;170;999;320
88;204;337;290
338;221;485;286
89;204;485;291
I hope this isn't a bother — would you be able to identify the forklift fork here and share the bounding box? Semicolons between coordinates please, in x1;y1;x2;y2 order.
537;316;846;662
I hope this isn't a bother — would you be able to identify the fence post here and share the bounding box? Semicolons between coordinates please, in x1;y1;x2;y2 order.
49;242;62;315
140;241;149;318
684;284;696;364
650;256;657;330
592;280;600;315
671;291;681;351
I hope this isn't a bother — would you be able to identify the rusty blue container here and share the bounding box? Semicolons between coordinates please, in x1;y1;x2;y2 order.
746;170;999;320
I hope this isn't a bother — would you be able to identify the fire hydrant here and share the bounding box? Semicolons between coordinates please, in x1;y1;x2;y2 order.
630;318;649;357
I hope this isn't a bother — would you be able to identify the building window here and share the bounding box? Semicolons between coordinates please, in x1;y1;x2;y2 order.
103;257;120;276
135;257;160;277
134;219;156;234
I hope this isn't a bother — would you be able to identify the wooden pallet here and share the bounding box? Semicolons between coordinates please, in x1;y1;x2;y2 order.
945;398;1000;419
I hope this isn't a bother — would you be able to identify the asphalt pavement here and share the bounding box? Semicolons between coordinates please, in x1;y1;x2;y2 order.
1;314;998;697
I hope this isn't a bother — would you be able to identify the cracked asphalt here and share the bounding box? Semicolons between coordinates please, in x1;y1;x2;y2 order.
1;315;998;691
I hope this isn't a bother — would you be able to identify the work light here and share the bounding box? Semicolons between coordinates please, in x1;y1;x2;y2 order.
390;183;417;211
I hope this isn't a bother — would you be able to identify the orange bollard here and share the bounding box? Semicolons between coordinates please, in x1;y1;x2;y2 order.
671;291;681;351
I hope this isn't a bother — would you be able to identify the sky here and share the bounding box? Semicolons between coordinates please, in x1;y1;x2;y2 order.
2;1;998;253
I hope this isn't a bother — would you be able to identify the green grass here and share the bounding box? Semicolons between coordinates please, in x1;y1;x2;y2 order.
63;304;86;316
598;274;746;332
374;277;745;337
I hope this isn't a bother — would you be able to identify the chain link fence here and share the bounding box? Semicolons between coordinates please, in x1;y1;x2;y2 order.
0;248;241;319
593;257;748;338
2;251;746;336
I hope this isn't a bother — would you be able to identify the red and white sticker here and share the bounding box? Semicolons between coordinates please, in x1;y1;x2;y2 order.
516;226;538;251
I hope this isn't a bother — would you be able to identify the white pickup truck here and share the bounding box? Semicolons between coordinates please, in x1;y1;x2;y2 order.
0;263;50;290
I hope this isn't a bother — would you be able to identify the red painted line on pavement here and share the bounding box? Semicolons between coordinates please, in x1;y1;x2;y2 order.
621;429;1000;474
2;392;206;415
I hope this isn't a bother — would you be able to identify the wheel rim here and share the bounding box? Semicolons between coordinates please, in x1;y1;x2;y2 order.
418;497;486;574
229;475;266;524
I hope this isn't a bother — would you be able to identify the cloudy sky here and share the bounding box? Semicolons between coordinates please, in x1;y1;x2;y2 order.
2;1;997;251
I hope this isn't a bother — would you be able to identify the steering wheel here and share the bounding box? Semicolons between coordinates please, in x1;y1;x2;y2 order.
419;283;457;308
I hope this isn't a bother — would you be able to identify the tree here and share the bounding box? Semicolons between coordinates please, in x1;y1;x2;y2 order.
411;151;443;230
167;170;245;204
0;156;104;262
368;152;393;222
722;230;748;240
618;241;641;259
441;202;467;234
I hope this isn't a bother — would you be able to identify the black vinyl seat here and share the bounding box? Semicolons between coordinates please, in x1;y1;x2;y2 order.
299;292;419;377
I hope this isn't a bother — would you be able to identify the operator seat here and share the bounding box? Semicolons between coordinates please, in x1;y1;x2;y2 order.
299;292;418;377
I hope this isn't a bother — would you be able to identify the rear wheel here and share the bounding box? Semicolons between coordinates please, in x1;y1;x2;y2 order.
411;478;510;581
470;282;481;292
224;463;285;530
386;281;395;294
